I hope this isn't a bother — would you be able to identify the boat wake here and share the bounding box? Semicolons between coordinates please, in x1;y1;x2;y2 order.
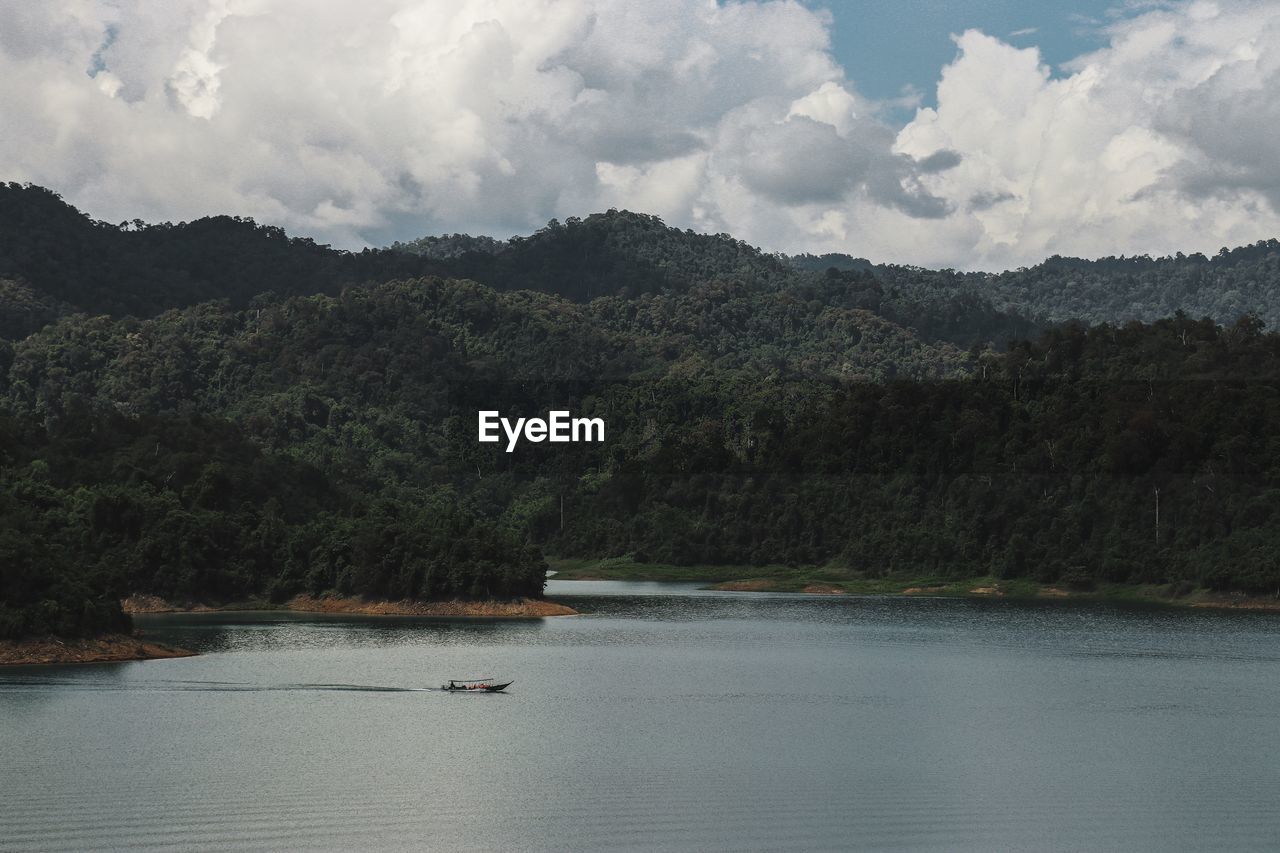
0;677;453;693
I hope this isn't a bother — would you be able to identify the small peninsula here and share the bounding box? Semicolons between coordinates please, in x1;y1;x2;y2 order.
0;634;196;667
123;594;577;618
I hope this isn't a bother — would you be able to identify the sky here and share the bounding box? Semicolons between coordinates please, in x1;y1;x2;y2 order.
810;0;1117;105
1;0;1279;270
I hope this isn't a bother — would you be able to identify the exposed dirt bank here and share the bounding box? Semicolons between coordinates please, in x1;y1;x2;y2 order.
122;594;215;613
283;594;578;617
1188;594;1280;611
714;579;779;592
123;594;577;618
801;583;847;594
0;634;197;666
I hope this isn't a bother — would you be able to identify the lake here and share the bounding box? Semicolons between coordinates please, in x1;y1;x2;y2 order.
3;581;1280;851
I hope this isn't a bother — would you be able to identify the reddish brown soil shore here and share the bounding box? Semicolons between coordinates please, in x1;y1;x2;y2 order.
123;593;577;618
284;594;577;617
0;634;197;667
714;579;777;592
122;594;215;613
1190;596;1280;611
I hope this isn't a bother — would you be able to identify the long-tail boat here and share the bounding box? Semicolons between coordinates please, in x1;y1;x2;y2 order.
441;677;512;692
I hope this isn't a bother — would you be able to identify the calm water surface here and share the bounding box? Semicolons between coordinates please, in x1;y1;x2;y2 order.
3;581;1280;851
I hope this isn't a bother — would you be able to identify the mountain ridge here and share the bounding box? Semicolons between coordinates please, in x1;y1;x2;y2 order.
8;182;1280;346
4;183;1280;640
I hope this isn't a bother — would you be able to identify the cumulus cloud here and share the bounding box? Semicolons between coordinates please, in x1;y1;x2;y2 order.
0;0;912;245
0;0;1278;269
888;0;1280;268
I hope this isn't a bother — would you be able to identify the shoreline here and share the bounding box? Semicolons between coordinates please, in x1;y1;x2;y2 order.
547;558;1280;612
0;634;197;667
123;593;578;618
4;594;578;667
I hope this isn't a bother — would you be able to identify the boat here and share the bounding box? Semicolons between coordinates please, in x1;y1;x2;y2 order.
441;677;513;692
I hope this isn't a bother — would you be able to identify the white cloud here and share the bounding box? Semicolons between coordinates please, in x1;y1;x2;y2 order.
887;0;1280;268
0;0;1277;270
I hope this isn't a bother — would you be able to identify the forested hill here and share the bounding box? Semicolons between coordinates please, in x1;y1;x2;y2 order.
5;285;1280;639
976;244;1280;328
393;212;1280;331
0;184;1023;346
0;183;440;332
5;184;1280;641
6;183;1280;342
0;185;791;333
392;210;793;301
784;246;1280;330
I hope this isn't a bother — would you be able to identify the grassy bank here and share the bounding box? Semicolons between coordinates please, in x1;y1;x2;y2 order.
547;558;1280;610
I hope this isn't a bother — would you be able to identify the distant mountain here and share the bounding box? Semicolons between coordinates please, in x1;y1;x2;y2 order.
394;218;1280;335
0;183;432;329
979;244;1280;328
0;186;1023;346
6;181;1280;345
787;252;873;273
5;183;1280;640
390;232;504;260
8;277;1280;638
400;210;794;301
0;186;789;319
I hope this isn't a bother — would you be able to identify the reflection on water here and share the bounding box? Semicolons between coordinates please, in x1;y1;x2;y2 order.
1;677;452;693
3;583;1280;852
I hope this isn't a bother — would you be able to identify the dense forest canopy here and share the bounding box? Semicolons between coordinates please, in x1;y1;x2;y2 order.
3;183;1280;639
954;243;1279;329
6;182;1280;340
0;183;1024;343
